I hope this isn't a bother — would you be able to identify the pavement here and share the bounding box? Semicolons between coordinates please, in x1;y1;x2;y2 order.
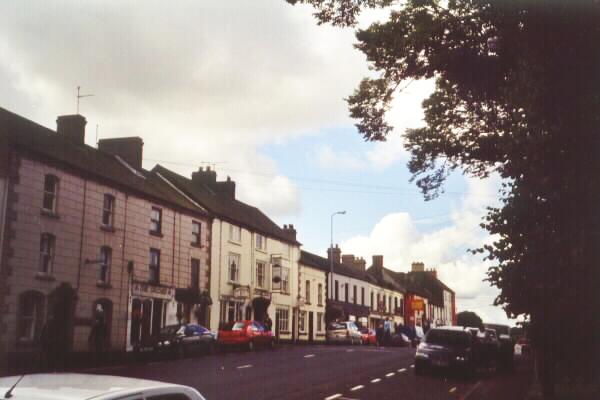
82;344;533;400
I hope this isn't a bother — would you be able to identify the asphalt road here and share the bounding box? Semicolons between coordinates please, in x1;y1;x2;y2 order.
86;344;532;400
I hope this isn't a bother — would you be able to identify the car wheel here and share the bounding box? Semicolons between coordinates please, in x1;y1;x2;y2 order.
269;339;275;350
177;344;185;359
247;340;254;351
415;363;426;376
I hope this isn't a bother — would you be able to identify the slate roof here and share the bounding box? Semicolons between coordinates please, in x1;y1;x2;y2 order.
365;265;406;293
153;164;300;245
394;271;454;306
0;107;208;217
299;250;367;280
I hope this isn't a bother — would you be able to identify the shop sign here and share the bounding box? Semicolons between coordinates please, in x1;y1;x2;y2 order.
233;285;250;299
412;299;425;311
132;282;174;300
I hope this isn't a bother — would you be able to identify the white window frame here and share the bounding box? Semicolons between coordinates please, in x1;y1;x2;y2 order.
149;248;160;283
228;253;240;283
42;174;58;213
256;261;267;289
229;224;241;243
318;283;323;306
281;266;290;294
255;233;266;251
39;233;55;274
102;194;115;227
99;246;111;283
150;207;162;234
276;308;289;332
299;311;306;332
192;221;201;246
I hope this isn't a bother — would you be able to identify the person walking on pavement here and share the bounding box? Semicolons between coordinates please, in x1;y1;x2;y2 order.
375;322;384;348
383;318;392;346
88;314;109;366
264;315;273;332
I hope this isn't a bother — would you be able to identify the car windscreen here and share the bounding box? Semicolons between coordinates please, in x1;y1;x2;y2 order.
160;325;182;335
231;322;246;331
328;322;346;330
425;330;470;348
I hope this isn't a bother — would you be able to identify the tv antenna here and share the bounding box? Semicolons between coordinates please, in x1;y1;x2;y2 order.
76;86;94;114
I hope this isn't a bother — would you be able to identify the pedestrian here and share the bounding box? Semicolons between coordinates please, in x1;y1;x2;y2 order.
264;315;273;332
383;318;392;346
375;322;384;348
40;316;58;371
88;315;108;366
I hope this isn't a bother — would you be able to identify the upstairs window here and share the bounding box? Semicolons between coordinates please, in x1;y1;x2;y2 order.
361;287;365;306
99;246;112;283
272;264;290;294
305;280;311;304
42;174;59;213
353;285;357;304
39;233;55;274
102;194;115;227
228;253;240;282
255;233;266;251
149;248;160;284
334;280;339;301
192;221;201;246
150;207;162;235
256;261;266;288
229;224;241;242
318;283;323;306
344;283;349;303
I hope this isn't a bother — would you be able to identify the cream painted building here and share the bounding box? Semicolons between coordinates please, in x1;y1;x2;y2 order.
155;166;301;341
298;252;329;342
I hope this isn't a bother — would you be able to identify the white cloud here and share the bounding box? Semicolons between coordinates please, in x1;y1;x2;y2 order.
340;176;512;324
315;144;366;171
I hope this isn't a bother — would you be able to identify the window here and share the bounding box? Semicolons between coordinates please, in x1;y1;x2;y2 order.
229;224;241;242
371;291;374;310
102;194;115;227
17;291;44;342
276;308;289;332
389;296;392;313
220;300;243;323
191;258;200;289
394;297;398;312
377;293;381;311
272;264;289;293
317;312;323;332
298;311;306;332
361;287;365;306
228;253;240;282
99;246;111;283
150;207;162;234
192;221;201;246
42;174;58;212
318;283;323;306
256;261;266;288
334;280;339;301
344;283;349;303
255;233;266;251
353;285;357;304
149;248;160;283
305;280;311;304
39;233;55;274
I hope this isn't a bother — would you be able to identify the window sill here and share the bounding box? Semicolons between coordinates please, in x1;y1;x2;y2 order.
228;239;241;246
35;272;55;281
100;225;115;233
96;281;113;289
316;333;326;337
279;330;291;335
190;242;202;248
255;248;267;254
149;230;163;238
40;209;59;219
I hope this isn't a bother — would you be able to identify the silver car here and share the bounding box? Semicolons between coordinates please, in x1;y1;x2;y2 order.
326;321;362;345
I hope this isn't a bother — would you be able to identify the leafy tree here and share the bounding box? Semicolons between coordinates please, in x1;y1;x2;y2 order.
456;311;483;329
288;0;600;395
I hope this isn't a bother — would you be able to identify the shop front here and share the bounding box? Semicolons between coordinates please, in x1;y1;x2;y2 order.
128;281;175;350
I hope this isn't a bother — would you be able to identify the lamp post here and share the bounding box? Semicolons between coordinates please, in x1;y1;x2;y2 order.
329;211;346;303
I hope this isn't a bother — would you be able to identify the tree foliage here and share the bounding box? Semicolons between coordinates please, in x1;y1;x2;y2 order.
289;0;600;390
456;311;483;329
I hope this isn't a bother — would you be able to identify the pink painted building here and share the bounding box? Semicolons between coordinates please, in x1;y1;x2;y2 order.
0;108;212;369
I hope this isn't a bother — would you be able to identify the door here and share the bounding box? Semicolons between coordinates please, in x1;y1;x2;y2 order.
275;313;280;342
308;312;314;343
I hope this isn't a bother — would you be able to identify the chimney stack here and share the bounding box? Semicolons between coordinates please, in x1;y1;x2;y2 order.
372;255;384;269
283;224;297;241
215;175;236;198
327;244;341;265
341;254;355;267
353;257;366;272
57;114;87;145
192;166;217;185
98;137;144;169
411;262;425;272
427;268;437;279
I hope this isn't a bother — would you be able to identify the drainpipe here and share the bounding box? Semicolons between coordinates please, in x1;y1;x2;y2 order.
119;193;129;351
75;180;88;290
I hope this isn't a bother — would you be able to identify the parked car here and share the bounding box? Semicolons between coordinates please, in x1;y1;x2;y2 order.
415;326;475;376
218;320;274;351
152;323;217;358
0;373;206;399
326;321;362;345
484;323;515;370
359;327;376;345
387;332;411;347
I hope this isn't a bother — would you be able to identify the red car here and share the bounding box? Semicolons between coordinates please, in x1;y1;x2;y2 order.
218;320;274;351
359;327;377;345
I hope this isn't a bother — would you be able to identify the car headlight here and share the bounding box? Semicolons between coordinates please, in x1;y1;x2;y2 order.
455;356;467;361
415;351;429;358
163;340;170;346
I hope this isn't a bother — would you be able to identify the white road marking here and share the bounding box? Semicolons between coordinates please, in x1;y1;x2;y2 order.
370;378;381;383
410;364;415;368
304;354;316;358
324;394;342;400
237;364;253;369
386;372;395;377
449;387;457;393
398;368;407;372
346;349;355;352
350;385;364;391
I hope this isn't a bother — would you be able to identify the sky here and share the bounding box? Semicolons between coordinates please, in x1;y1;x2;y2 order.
0;0;514;324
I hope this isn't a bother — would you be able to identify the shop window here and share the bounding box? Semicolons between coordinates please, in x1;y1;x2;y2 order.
276;308;289;332
17;291;44;343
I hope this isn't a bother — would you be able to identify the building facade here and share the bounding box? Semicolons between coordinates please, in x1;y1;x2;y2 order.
297;259;327;342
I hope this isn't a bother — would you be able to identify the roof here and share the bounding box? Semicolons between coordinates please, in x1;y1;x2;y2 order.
299;250;367;281
153;165;300;245
365;265;406;293
0;107;209;218
394;271;453;306
0;373;197;400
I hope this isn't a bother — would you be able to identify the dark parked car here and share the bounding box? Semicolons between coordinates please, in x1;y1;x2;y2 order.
484;323;514;370
415;326;475;376
152;323;217;358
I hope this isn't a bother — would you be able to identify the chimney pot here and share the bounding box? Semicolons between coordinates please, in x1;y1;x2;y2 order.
57;114;87;145
372;255;384;269
282;223;297;241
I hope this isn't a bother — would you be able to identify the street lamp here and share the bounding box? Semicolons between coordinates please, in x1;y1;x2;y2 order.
330;211;346;302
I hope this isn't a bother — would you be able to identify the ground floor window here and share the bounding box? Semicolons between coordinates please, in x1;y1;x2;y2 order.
220;300;243;324
130;297;167;346
276;308;289;332
298;311;306;332
317;312;323;332
17;291;44;343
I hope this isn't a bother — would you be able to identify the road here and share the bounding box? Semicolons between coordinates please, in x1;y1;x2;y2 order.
85;344;532;400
